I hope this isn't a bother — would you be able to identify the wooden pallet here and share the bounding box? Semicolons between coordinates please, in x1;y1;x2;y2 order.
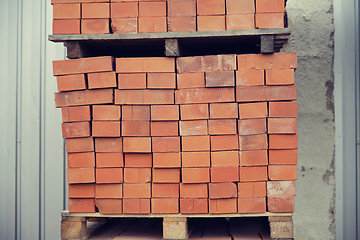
61;211;294;240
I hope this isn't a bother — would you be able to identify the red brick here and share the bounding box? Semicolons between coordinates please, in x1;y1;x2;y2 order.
62;106;91;123
69;199;95;213
124;153;152;168
153;152;181;168
53;3;81;19
182;136;210;152
53;19;80;34
177;72;205;89
123;137;151;153
52;0;109;3
267;181;296;197
167;16;196;32
236;69;264;86
268;165;297;180
68;152;95;168
62;122;90;138
152;183;179;198
209;119;237;135
266;69;295;85
111;18;138;33
122;121;150;137
269;134;298;149
81;19;110;34
82;3;110;18
179;120;208;136
96;199;123;214
239;150;268;166
57;74;86;92
53;58;80;76
93;105;121;121
209;103;238;119
123;183;151;198
152;137;180;153
68;167;95;183
197;16;226;31
151;121;179;137
238;118;267;135
268;196;295;213
55;89;114;107
277;52;298;69
238;102;268;119
151;105;179;121
96;184;123;198
68;184;95;198
111;2;138;18
238;182;266;197
237;53;297;70
237;197;266;213
255;13;284;29
124;168;152;183
268;118;297;134
209;182;237;199
66;137;94;153
236;86;266;102
256;0;285;13
96;153;124;168
175;88;235;104
54;56;113;75
182;152;210;167
168;0;196;16
226;14;255;30
180;104;209;120
138;16;167;33
182;168;210;183
115;89;174;105
118;73;147;89
239;134;268;151
239;166;268;182
180;199;208;214
211;151;239;167
96;168;123;183
122;105;150;121
153;168;180;183
92;121;121;137
180;183;208;198
176;55;236;73
269;101;298;118
88;72;117;89
209;198;237;213
205;71;235;87
123;199;150;214
152;198;179;214
210;135;239;151
147;73;176;89
116;57;175;73
197;0;225;15
139;1;166;16
211;166;239;182
86;89;114;105
226;0;255;14
269;149;297;165
95;137;123;152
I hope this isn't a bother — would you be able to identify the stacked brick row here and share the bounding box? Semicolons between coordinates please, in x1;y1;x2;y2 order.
52;0;286;35
53;53;297;214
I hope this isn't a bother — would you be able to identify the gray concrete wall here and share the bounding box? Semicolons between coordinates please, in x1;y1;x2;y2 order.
284;0;335;239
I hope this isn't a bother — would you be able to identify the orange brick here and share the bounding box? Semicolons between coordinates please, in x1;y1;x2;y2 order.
68;167;95;183
152;183;179;198
268;165;297;180
62;106;91;123
236;86;266;102
268;196;295;213
123;183;151;198
226;14;255;30
239;150;268;166
180;198;208;214
255;13;284;29
115;89;174;105
210;135;239;151
197;16;226;31
238;182;266;197
55;89;114;107
209;119;237;135
197;0;225;15
53;3;81;19
139;1;166;16
123;198;150;214
92;121;121;137
239;166;268;182
239;134;268;151
226;0;255;14
182;136;210;152
168;0;196;16
96;153;124;168
118;73;146;89
182;152;211;167
267;181;296;197
209;182;237;199
211;151;239;167
53;19;80;34
68;152;95;168
124;168;152;183
96;168;123;183
152;137;181;153
95;199;123;214
211;166;239;182
179;120;208;136
182;168;210;183
176;55;236;73
69;199;95;213
237;197;266;213
180;104;209;120
167;16;196;32
138;16;167;33
175;88;235;104
56;74;86;92
111;2;138;18
68;184;95;198
96;184;123;198
66;137;94;153
62;122;90;138
177;72;205;89
268;118;297;134
267;84;297;102
151;105;179;121
153;152;181;168
116;57;175;73
238;118;267;135
209;103;238;119
237;53;297;70
95;137;123;152
122;121;150;137
266;69;295;85
236;69;264;86
205;71;235;87
180;183;208;198
123;137;151;153
88;72;117;89
256;0;285;13
82;3;110;18
269;149;297;165
152;198;179;214
124;153;152;168
209;198;237;213
269;134;297;149
93;105;121;121
269;101;298;117
122;105;150;121
151;121;179;137
55;57;113;76
111;18;138;33
238;102;268;119
147;73;176;89
153;168;180;183
81;19;110;34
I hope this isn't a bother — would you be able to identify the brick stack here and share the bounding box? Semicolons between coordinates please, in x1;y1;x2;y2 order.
52;0;286;34
53;52;297;214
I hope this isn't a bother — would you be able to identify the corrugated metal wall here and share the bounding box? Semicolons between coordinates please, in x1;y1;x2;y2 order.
0;0;66;239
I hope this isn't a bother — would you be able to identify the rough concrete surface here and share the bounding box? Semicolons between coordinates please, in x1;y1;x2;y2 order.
284;0;335;239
